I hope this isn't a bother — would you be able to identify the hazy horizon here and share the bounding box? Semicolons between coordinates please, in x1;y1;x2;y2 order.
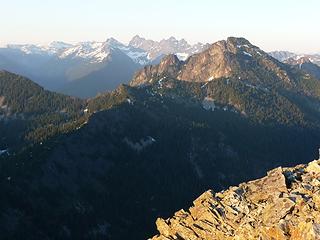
1;0;319;53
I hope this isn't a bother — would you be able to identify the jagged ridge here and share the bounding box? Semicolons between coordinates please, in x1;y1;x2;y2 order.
151;159;320;240
130;37;320;99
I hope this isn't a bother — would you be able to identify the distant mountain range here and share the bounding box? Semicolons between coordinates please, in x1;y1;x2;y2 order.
284;57;320;79
129;35;209;61
1;37;319;99
0;36;209;98
269;50;320;66
1;37;320;239
269;51;320;80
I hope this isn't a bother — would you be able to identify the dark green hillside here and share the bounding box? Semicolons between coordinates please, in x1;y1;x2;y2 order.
0;71;85;149
1;78;320;239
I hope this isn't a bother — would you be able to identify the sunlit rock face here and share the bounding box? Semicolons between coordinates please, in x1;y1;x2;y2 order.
151;159;320;240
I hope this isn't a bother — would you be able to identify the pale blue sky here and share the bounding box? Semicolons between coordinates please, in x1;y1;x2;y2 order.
1;0;319;53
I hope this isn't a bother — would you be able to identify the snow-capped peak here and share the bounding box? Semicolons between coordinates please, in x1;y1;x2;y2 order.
43;41;74;54
57;38;147;64
7;41;74;55
3;35;210;65
48;41;74;50
7;44;47;55
105;38;124;47
59;41;111;62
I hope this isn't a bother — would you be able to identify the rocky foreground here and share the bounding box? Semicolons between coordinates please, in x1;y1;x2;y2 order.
151;159;320;240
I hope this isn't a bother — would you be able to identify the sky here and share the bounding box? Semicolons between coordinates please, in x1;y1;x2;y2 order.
0;0;319;53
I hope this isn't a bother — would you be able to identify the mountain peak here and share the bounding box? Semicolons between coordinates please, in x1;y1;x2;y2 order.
227;36;252;46
205;37;253;54
48;41;73;48
130;54;182;86
131;34;145;41
105;37;123;46
159;54;181;66
168;36;177;41
129;35;149;48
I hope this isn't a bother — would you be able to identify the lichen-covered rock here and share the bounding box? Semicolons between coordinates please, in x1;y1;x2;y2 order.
150;160;320;240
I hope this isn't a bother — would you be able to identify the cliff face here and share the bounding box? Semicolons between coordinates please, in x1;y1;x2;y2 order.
151;159;320;240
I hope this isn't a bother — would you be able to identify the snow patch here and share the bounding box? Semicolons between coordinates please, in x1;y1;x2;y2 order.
123;136;156;152
237;44;250;48
202;97;216;111
202;98;241;114
208;76;214;81
201;82;209;88
189;154;204;179
244;82;269;92
243;51;252;57
176;52;189;61
158;77;166;88
118;46;149;65
0;149;9;156
245;83;257;89
126;98;134;105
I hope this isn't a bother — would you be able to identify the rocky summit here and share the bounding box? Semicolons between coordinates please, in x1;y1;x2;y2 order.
151;159;320;240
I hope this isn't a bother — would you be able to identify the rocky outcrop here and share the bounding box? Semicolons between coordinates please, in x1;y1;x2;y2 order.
151;159;320;240
131;54;183;86
175;39;236;82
